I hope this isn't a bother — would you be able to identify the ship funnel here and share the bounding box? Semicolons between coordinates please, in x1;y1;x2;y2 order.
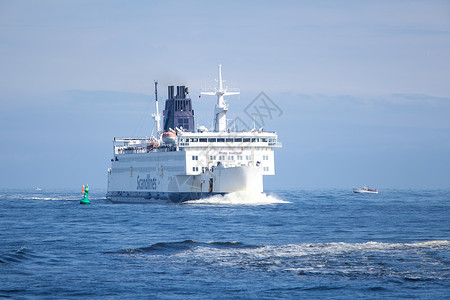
164;84;195;133
176;86;186;99
168;86;174;99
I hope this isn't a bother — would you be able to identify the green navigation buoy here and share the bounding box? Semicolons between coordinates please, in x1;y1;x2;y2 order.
80;184;90;204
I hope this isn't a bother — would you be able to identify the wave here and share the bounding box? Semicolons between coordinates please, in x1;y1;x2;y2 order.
1;193;105;201
184;191;289;206
121;239;450;253
0;247;38;264
120;240;251;255
117;240;450;280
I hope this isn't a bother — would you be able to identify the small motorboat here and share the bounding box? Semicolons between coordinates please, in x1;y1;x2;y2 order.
353;186;378;194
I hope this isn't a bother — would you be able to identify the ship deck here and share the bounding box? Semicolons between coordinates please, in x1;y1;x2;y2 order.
113;131;282;155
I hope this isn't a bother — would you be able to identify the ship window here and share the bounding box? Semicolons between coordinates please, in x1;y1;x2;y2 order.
192;156;198;160
208;138;217;142
217;138;225;142
228;156;234;160
251;138;257;142
261;138;268;142
237;156;242;160
199;138;207;142
192;167;199;172
219;155;225;160
226;138;233;143
243;138;250;142
190;138;198;142
234;138;242;142
209;155;216;160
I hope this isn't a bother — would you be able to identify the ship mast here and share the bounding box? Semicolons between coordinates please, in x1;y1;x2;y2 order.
201;64;240;132
152;80;162;139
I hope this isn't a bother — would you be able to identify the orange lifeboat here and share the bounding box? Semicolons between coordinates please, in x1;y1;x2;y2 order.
162;131;177;144
146;138;160;149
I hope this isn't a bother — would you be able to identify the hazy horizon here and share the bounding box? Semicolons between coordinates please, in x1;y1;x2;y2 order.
1;1;449;190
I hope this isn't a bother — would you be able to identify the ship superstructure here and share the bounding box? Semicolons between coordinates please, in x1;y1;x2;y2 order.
106;65;281;203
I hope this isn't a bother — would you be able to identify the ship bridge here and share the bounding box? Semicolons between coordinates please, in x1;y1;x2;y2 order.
110;130;281;177
176;131;281;175
177;131;281;148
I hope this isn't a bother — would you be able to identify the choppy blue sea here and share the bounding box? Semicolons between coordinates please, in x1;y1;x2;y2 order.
0;188;449;299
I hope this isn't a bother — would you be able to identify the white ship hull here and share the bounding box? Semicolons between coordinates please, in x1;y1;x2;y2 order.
106;149;264;203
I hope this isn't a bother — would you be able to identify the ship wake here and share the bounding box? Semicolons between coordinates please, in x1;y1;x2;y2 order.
184;191;289;206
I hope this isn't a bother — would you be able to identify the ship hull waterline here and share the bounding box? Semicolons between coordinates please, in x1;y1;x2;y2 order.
107;165;263;204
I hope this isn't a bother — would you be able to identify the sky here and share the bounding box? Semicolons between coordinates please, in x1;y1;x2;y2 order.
1;0;449;190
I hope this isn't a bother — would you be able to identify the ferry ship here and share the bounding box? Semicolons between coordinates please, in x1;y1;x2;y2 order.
106;65;281;203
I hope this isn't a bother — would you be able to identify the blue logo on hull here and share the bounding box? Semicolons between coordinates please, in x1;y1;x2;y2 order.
137;174;157;190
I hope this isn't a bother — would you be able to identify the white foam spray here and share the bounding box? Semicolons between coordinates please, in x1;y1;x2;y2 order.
185;191;289;206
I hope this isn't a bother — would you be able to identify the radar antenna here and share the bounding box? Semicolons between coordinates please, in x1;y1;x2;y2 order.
201;64;240;132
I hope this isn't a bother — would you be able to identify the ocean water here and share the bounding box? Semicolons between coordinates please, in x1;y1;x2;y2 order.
0;188;449;299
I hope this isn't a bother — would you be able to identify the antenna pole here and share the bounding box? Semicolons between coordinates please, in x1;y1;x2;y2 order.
152;80;161;139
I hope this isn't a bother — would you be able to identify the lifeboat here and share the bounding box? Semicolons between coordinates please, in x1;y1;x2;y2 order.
146;138;160;149
162;131;177;144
